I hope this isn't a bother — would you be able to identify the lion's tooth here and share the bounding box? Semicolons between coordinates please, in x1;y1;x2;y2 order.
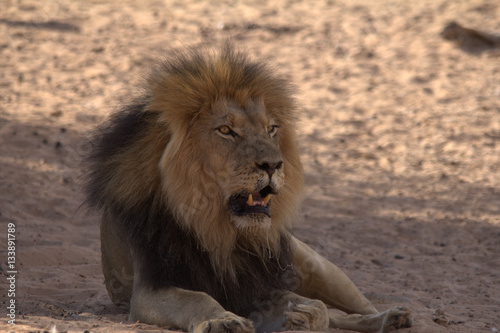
247;194;254;206
262;194;271;205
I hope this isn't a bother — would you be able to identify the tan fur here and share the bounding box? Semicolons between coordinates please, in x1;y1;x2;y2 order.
94;46;412;333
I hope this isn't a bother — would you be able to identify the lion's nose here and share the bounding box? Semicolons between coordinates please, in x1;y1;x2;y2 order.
256;160;283;177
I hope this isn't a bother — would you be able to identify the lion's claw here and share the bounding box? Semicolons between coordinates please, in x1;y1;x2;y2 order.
379;307;412;333
193;311;254;333
284;300;329;331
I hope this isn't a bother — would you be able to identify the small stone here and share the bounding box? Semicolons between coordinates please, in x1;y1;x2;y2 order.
433;317;449;326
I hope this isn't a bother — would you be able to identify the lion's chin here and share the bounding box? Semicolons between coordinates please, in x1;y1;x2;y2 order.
231;214;272;229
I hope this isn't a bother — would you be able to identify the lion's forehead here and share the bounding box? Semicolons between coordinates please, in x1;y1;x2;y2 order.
213;98;275;130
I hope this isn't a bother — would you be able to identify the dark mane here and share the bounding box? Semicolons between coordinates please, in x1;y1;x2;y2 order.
84;99;155;210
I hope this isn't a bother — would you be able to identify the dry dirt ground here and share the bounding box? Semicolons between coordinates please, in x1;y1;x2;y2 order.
1;0;500;332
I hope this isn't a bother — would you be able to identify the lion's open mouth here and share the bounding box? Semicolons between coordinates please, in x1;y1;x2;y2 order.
229;185;275;217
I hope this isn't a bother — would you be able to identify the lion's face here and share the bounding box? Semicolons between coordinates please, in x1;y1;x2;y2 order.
195;98;285;228
158;96;296;232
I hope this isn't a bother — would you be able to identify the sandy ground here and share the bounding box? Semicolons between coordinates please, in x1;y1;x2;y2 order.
1;0;500;332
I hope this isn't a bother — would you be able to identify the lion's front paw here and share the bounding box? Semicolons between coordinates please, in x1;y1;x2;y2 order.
192;311;255;333
379;307;412;333
284;300;329;331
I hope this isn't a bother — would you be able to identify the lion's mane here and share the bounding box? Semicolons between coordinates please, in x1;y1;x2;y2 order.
85;46;304;315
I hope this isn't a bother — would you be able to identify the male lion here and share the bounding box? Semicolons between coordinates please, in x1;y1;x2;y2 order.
85;46;411;333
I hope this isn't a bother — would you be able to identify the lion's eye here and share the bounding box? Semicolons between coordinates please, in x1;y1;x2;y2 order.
267;125;279;137
217;126;236;137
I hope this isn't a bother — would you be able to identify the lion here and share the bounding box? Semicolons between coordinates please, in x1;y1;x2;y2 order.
85;45;412;333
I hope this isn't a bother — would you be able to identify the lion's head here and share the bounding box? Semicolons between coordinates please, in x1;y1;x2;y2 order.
170;97;287;228
87;45;304;270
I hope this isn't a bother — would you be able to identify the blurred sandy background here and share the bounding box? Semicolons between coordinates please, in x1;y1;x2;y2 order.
1;0;499;332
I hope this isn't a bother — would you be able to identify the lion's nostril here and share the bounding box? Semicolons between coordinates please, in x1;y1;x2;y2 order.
257;160;283;176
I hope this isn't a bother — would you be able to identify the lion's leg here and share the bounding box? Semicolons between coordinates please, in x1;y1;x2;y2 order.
290;236;412;332
275;292;410;333
328;307;412;333
100;210;134;308
130;284;254;333
290;236;377;315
